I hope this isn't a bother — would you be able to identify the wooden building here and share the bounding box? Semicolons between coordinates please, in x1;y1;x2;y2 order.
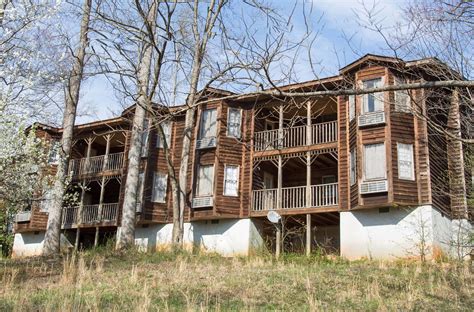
12;54;472;259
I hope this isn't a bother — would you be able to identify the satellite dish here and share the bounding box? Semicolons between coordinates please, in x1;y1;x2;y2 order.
267;211;281;224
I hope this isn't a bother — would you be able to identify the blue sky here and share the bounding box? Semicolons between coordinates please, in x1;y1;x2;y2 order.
78;0;407;124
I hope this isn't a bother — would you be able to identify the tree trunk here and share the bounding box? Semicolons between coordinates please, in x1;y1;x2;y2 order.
447;88;468;219
116;2;157;250
42;0;92;256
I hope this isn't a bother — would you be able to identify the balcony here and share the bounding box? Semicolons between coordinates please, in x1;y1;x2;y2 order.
68;152;125;177
252;183;338;211
61;203;119;227
254;120;337;152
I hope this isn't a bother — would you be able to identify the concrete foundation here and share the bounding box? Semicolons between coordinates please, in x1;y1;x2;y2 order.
12;231;73;258
134;218;264;256
340;205;471;260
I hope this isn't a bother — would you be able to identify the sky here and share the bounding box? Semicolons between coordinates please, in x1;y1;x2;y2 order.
77;0;408;124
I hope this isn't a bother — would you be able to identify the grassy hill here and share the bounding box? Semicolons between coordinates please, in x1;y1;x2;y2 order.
1;248;473;311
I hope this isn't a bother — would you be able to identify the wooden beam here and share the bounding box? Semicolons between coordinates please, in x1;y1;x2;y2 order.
306;213;311;256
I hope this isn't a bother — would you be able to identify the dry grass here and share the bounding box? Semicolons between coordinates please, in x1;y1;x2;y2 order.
0;248;473;311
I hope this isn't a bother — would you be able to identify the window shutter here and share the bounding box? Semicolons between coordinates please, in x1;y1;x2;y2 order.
349;95;355;121
364;143;386;180
152;172;168;203
397;143;414;180
224;165;239;196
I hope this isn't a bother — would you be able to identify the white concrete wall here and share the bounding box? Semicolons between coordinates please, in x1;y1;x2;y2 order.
340;205;454;260
12;232;73;258
134;218;264;256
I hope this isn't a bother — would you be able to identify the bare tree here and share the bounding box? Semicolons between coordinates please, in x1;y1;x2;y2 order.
43;0;93;256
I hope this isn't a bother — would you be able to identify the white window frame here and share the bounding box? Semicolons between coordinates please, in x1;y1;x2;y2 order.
362;77;384;114
397;143;415;181
349;95;355;121
394;77;411;113
151;172;168;203
199;108;217;140
196;164;215;197
223;165;240;197
350;149;357;186
227;107;242;139
363;142;386;181
156;121;172;148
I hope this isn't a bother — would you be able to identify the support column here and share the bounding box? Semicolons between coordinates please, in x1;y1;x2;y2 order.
76;137;93;250
98;134;112;222
276;224;281;259
306;213;311;257
94;227;99;247
277;155;282;210
306;101;312;145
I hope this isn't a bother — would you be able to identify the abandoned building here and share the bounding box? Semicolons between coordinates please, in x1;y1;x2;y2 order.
12;54;472;260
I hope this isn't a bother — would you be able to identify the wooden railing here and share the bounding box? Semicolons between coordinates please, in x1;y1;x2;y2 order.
254;120;337;151
69;152;124;176
61;203;119;226
252;183;338;211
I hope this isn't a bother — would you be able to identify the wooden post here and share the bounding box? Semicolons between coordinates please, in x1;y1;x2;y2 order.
75;228;80;251
277;155;282;210
306;213;311;257
98;135;112;222
76;137;93;251
276;224;281;260
278;103;284;148
307;101;312;145
94;227;99;247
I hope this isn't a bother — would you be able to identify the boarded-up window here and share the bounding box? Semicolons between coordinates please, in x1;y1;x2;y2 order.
224;165;239;196
227;108;242;138
196;165;214;196
362;78;384;113
156;121;172;148
363;143;386;181
349;95;355;121
199;109;217;139
350;149;357;185
397;143;414;180
152;172;168;203
394;78;411;112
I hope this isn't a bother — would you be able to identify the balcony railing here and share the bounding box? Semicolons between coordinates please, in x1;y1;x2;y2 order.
68;152;124;176
61;203;119;226
252;183;338;211
254;120;337;151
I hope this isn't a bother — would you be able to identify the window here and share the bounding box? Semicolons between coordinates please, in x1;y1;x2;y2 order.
48;140;61;164
227;108;242;138
394;77;410;112
362;78;384;113
397;143;414;180
350;149;357;185
199;109;217;139
141;120;149;157
152;172;168;203
363;143;386;181
196;165;214;196
136;172;145;211
223;165;239;196
349;95;355;121
156;121;172;148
